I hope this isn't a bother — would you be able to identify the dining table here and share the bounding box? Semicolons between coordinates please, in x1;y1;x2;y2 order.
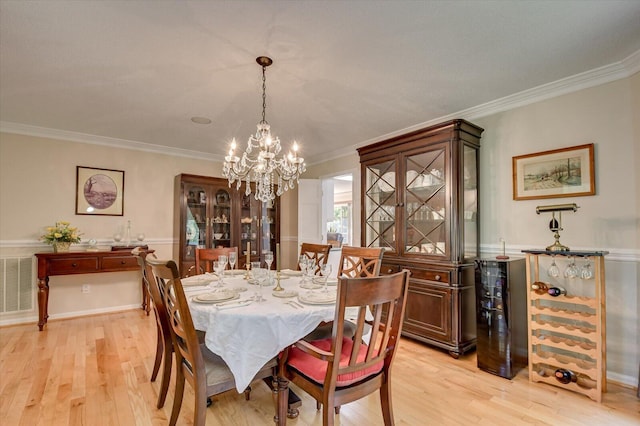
182;269;340;424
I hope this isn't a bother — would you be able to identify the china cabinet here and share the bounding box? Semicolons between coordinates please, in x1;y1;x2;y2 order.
357;119;483;357
174;174;279;276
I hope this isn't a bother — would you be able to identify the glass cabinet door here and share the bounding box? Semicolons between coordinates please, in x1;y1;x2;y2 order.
261;198;277;255
211;188;232;248
463;145;479;259
404;146;447;257
184;183;208;261
364;159;397;252
240;193;260;261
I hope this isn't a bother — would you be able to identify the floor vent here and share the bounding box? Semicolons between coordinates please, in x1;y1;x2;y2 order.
0;257;33;313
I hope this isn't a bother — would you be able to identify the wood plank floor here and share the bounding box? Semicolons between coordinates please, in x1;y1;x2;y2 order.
1;309;638;425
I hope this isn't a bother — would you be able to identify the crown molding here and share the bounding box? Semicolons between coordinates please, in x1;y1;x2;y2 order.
2;49;638;167
0;122;225;161
310;49;640;165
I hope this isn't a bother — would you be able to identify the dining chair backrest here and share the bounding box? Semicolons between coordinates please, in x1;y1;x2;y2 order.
194;246;238;274
147;259;204;387
281;269;410;425
299;243;331;274
338;246;384;278
132;247;174;408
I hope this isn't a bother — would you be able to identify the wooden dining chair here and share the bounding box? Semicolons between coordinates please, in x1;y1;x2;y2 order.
279;270;410;426
298;243;331;274
132;248;173;409
194;246;238;275
146;257;276;426
338;246;384;278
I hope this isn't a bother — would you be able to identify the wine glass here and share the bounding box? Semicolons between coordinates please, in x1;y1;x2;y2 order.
252;267;267;302
264;251;274;283
212;261;225;287
298;256;308;283
547;256;560;278
218;254;228;283
580;257;594;280
306;258;317;282
319;263;332;293
564;256;578;279
228;251;237;272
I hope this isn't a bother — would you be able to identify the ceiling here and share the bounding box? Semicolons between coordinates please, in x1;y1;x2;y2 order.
1;1;640;165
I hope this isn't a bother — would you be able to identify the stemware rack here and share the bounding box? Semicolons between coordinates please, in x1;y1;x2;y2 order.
522;249;608;402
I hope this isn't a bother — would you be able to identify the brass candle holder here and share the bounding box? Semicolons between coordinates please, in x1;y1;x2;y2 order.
244;263;251;280
273;271;284;291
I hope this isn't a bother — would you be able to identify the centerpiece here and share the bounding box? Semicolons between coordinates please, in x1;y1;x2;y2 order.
41;221;83;252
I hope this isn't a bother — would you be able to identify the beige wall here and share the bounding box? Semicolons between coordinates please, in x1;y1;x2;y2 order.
0;133;223;321
0;72;638;385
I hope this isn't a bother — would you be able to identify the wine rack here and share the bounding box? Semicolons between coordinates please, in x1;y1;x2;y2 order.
523;249;608;402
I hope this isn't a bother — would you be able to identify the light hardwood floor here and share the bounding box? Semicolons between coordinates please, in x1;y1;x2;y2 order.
1;309;638;425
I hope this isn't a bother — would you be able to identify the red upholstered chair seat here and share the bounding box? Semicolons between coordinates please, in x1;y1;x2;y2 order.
286;337;384;387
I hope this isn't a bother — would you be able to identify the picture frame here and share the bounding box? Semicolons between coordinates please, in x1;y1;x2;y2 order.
512;143;595;201
76;166;125;215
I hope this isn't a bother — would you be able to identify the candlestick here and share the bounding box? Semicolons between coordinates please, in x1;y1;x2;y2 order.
276;243;280;272
246;241;250;264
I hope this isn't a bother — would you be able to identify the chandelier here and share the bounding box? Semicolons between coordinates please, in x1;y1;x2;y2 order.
223;56;305;202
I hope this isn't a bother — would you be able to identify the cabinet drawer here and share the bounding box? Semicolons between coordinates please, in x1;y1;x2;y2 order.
49;257;99;274
411;268;450;284
102;256;138;270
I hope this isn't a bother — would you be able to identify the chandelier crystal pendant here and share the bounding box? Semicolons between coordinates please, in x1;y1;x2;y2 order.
223;56;306;202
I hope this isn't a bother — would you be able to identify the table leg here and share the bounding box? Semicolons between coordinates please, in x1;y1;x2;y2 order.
37;277;49;331
274;377;289;425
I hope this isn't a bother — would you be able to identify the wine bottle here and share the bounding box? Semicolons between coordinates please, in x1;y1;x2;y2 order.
548;286;567;297
531;281;548;294
554;368;577;384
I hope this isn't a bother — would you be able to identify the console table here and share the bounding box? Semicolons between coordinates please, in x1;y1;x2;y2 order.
34;249;152;331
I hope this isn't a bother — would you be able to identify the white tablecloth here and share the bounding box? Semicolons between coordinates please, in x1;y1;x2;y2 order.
183;273;336;392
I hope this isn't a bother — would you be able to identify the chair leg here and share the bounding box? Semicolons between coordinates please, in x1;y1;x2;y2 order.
169;368;185;426
156;339;173;408
150;321;163;382
380;374;394;426
243;385;252;401
194;391;207;426
316;400;321;410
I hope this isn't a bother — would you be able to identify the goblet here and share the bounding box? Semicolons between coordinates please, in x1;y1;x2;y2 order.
563;256;578;279
264;251;274;283
580;257;594;280
252;267;267;302
218;254;228;283
320;263;332;293
212;261;225;287
228;251;237;271
298;256;308;283
547;256;560;278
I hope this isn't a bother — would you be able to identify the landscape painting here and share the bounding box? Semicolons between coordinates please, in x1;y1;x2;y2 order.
76;166;124;215
512;144;595;201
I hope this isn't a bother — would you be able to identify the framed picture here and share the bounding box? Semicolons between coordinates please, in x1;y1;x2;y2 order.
76;166;124;215
512;143;595;201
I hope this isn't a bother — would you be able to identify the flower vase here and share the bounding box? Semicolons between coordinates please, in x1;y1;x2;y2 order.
53;242;71;253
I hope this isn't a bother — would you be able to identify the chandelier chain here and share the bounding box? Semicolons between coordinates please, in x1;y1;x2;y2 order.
261;65;267;124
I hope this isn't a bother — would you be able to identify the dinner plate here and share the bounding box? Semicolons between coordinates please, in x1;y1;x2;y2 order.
192;290;238;304
183;277;213;287
312;277;338;286
272;290;298;298
298;292;337;305
378;172;395;192
299;282;323;290
280;269;303;277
